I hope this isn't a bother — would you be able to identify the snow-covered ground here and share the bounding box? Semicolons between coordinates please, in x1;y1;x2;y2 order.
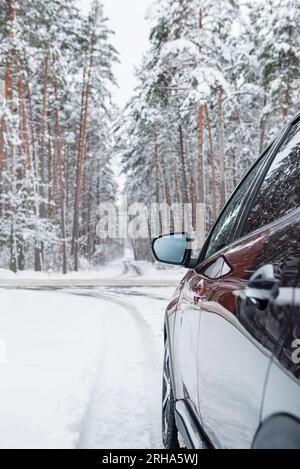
0;259;185;281
0;263;182;449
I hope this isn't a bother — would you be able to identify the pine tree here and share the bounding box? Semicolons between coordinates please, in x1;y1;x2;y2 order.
254;0;300;142
0;0;118;272
72;0;118;271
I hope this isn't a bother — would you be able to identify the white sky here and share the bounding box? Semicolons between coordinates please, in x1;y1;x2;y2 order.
78;0;152;107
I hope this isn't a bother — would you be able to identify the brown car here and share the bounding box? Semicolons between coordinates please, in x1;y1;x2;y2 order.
152;113;300;449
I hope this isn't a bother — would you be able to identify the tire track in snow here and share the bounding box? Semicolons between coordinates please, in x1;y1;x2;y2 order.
71;289;163;449
94;292;162;448
75;319;107;449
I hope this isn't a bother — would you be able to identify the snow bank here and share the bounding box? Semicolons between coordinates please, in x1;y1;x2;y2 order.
0;261;123;280
0;285;172;449
0;289;106;449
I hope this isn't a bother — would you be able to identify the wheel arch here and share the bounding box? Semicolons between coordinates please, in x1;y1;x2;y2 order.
252;413;300;449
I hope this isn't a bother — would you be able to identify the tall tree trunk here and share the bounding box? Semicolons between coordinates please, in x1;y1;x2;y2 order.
190;175;197;230
72;84;86;270
204;103;217;224
198;8;203;29
283;26;292;118
65;143;71;217
4;1;14;101
4;63;12;102
25;75;37;170
178;123;189;203
259;94;267;153
153;128;171;205
175;168;182;203
52;127;57;213
54;82;67;274
231;150;237;194
9;225;17;273
217;91;226;209
24;73;45;270
21;76;43;271
72;45;94;271
87;187;93;262
197;102;205;204
39;54;49;218
47;123;53;218
18;75;31;168
153;128;161;202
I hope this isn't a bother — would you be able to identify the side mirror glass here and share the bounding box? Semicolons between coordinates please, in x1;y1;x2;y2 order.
151;233;188;266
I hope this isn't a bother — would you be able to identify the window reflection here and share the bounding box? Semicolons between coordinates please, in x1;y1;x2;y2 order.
204;155;267;260
243;121;300;235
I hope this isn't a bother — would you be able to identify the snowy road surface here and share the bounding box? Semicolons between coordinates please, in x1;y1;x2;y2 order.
0;279;177;449
0;278;178;289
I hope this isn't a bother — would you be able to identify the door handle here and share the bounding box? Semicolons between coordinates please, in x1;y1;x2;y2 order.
245;264;279;309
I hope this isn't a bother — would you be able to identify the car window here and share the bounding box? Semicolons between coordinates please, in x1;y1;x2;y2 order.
243;121;300;236
203;154;267;260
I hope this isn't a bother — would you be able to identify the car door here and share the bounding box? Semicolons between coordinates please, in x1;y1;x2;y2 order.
243;118;300;446
196;118;300;449
172;147;273;430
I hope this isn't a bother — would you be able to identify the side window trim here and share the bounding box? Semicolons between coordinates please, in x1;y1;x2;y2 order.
197;149;269;264
229;140;278;243
291;112;300;126
196;129;288;266
236;121;295;240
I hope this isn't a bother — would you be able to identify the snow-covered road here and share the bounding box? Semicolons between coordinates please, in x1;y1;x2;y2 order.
75;288;165;449
0;278;178;289
0;281;176;449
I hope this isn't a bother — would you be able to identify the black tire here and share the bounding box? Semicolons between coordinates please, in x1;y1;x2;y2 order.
162;337;179;449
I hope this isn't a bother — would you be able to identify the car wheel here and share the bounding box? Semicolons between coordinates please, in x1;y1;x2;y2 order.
162;337;179;448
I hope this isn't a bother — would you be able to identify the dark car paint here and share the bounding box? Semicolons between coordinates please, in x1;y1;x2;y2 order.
163;114;300;449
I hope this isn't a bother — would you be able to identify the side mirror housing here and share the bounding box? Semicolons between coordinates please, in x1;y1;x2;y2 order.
151;233;197;268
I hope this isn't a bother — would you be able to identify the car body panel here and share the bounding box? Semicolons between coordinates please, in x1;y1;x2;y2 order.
261;213;300;426
161;115;300;449
194;229;270;448
198;210;298;447
164;189;300;450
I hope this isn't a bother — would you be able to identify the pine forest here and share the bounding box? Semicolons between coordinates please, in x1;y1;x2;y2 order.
0;0;299;272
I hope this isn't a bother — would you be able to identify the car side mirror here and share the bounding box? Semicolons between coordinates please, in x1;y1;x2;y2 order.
151;233;197;268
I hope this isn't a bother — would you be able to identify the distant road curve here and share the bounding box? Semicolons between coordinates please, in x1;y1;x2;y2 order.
0;278;178;289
